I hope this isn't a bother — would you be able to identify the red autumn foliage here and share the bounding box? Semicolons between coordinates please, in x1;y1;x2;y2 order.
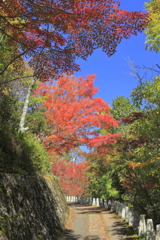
52;159;89;196
1;0;148;79
141;181;159;191
36;74;120;153
122;175;159;192
122;112;146;124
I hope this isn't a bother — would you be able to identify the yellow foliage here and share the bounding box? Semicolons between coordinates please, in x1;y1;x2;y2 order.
43;176;52;182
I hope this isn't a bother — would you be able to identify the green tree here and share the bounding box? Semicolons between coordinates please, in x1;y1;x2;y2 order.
111;96;137;121
117;69;160;223
145;0;160;52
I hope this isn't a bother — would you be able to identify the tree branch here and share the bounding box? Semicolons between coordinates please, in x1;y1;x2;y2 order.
0;75;35;85
125;57;159;83
0;49;29;76
0;28;25;46
0;34;5;44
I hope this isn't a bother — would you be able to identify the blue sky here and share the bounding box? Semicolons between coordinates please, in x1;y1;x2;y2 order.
74;0;160;107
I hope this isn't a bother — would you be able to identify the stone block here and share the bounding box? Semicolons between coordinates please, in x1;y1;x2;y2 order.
96;198;100;207
92;198;96;206
138;214;146;237
108;199;112;210
111;200;115;211
128;209;134;226
99;198;103;207
121;205;126;219
156;224;160;240
125;206;129;222
113;201;117;212
146;219;155;240
104;199;108;209
115;201;119;214
133;211;140;231
118;203;123;217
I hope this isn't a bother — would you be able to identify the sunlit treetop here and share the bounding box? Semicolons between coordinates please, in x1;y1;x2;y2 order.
36;74;120;153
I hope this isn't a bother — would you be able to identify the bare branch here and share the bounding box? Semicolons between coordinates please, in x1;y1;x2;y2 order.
125;57;160;84
134;65;160;74
126;57;144;84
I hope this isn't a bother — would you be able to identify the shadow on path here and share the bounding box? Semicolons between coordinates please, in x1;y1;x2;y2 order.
63;228;105;240
75;206;107;215
63;204;133;240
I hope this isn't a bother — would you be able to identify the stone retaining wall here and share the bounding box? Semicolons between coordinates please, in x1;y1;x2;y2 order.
66;196;160;240
0;174;69;240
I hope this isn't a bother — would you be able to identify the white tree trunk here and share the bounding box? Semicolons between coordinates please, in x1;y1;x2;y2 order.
19;77;37;132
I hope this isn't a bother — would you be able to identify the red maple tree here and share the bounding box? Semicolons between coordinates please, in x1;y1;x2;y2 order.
36;74;120;153
1;0;148;80
52;158;89;196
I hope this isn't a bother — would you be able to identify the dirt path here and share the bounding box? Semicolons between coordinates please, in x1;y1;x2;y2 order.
62;204;133;240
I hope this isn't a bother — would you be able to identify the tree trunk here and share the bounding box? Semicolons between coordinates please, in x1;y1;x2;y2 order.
19;77;37;132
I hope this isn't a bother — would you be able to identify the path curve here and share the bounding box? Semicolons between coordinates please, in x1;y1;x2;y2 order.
62;204;133;240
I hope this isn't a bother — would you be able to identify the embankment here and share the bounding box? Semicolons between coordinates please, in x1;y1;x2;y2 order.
0;174;69;240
